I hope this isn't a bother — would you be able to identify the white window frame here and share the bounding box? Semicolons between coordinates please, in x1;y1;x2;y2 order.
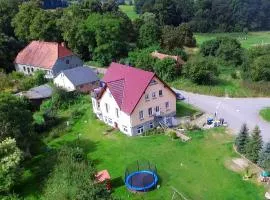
150;122;154;129
116;108;119;118
139;110;144;120
165;102;170;109
137;126;144;134
145;94;149;101
155;106;160;113
148;107;153;117
152;92;156;99
159;90;163;97
105;103;109;113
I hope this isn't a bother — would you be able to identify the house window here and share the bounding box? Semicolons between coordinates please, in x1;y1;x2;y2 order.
148;107;152;117
116;108;119;118
66;59;70;64
152;92;156;99
150;79;157;85
159;90;163;96
123;126;128;132
105;103;109;113
137;126;144;134
155;106;160;113
27;68;30;73
97;102;100;108
108;118;113;124
145;94;149;101
150;122;154;129
139;110;144;120
165;102;170;109
23;66;26;71
31;68;34;73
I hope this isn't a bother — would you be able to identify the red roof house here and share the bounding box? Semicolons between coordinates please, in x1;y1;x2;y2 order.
91;62;177;136
14;41;83;78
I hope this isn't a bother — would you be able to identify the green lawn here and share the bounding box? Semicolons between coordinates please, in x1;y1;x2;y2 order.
171;65;270;97
119;5;139;20
260;107;270;122
195;31;270;48
17;98;265;200
176;101;201;117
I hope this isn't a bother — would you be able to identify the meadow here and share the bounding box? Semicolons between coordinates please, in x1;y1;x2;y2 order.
16;97;265;200
195;31;270;49
119;5;138;20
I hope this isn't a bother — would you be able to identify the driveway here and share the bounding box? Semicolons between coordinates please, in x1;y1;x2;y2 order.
174;89;270;141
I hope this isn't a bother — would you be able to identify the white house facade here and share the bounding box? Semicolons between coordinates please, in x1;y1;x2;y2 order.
91;62;176;136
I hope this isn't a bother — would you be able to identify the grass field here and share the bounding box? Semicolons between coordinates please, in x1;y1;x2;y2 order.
176;101;201;117
119;5;139;20
260;108;270;122
195;31;270;48
17;97;265;200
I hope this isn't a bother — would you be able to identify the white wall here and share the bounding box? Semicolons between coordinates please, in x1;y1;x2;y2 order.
92;88;133;136
53;72;76;91
15;64;53;78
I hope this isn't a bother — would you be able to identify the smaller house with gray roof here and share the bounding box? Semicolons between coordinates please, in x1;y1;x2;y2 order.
54;66;99;93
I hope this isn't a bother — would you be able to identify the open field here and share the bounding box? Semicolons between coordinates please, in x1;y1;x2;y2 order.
16;97;265;200
195;31;270;48
260;108;270;122
119;5;139;20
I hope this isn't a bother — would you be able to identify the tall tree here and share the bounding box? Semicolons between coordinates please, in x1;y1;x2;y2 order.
12;0;41;42
235;123;249;154
0;137;22;193
0;93;33;156
245;126;263;163
258;142;270;170
138;21;160;48
154;58;178;81
0;34;22;72
0;0;22;36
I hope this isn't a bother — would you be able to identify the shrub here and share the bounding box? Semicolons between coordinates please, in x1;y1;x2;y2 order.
251;55;270;81
168;131;178;139
154;58;178;81
183;56;219;85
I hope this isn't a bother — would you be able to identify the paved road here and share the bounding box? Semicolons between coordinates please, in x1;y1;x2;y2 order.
174;89;270;141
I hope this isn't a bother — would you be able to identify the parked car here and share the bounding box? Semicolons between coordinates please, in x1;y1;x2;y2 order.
175;92;185;100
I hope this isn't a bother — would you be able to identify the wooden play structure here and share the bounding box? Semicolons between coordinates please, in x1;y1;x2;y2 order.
95;170;112;190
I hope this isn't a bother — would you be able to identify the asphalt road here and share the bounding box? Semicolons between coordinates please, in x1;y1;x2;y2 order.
174;89;270;141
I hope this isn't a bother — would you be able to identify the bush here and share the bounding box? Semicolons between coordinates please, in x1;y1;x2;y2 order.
168;131;178;139
231;71;238;79
183;56;219;85
200;37;244;66
251;55;270;81
42;146;112;200
154;58;178;81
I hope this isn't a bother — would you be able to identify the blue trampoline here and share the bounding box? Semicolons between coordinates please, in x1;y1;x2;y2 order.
124;161;158;192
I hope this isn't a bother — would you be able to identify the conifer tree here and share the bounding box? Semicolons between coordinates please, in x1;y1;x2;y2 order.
235;123;249;154
245;126;263;163
258;142;270;170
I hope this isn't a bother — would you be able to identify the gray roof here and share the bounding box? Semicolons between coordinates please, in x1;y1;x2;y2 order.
61;66;99;87
16;84;53;99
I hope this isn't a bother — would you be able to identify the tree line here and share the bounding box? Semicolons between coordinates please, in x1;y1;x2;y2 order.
134;0;270;32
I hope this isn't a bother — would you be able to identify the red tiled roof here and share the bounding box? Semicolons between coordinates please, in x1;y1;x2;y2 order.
102;62;155;114
151;51;185;65
15;41;74;69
